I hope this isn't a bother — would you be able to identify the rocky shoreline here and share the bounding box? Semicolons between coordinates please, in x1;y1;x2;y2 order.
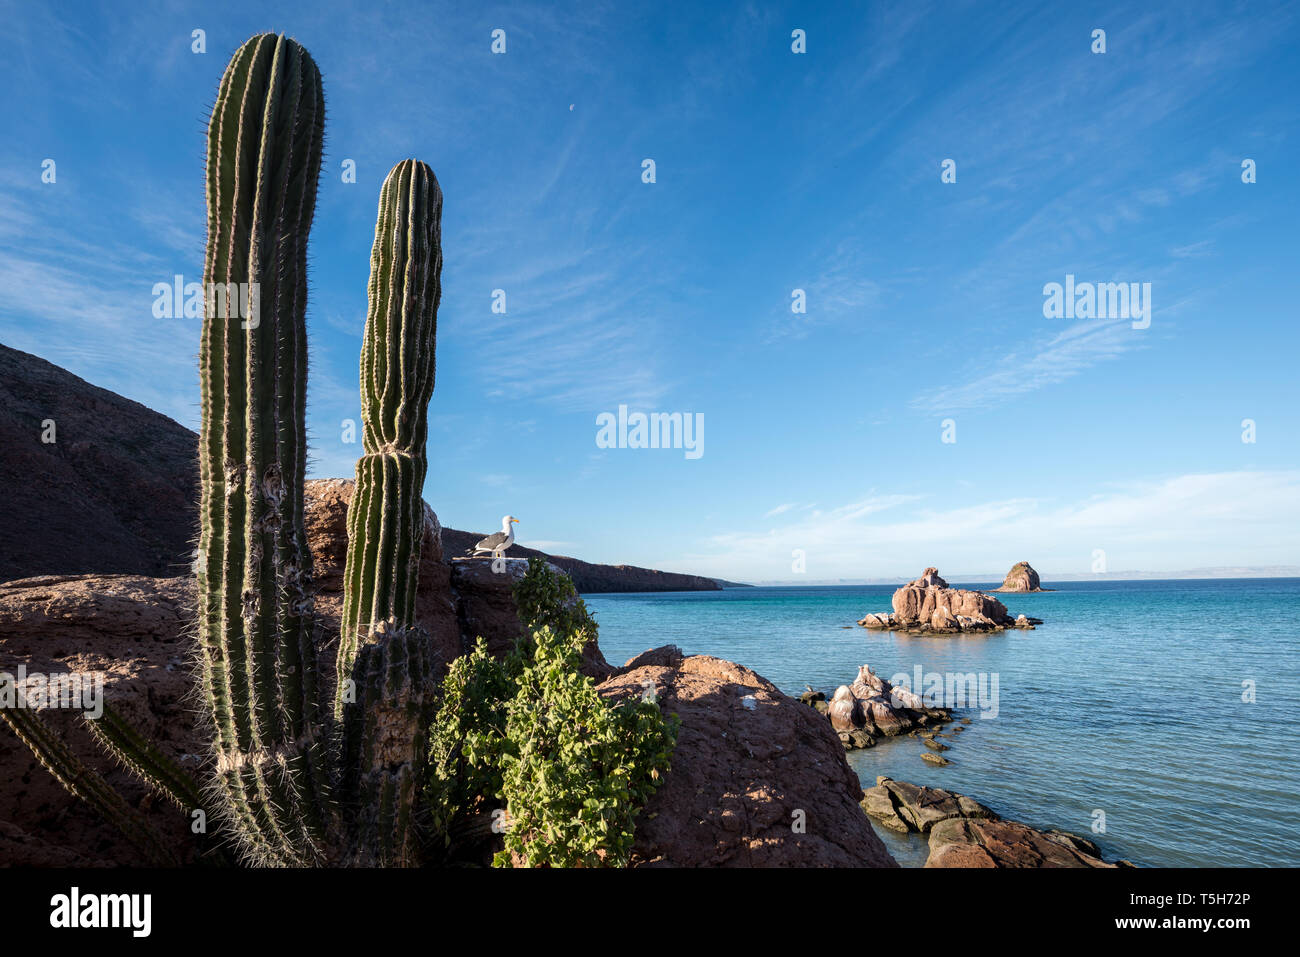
0;347;1132;869
861;777;1133;868
0;479;894;868
858;567;1042;635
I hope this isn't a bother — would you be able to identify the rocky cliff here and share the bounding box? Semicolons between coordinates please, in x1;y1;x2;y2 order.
0;343;198;581
439;528;723;593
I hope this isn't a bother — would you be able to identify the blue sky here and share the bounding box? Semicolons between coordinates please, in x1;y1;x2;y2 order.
2;0;1297;581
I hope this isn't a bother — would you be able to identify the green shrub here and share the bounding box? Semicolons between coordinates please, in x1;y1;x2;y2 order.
424;638;510;851
424;558;678;867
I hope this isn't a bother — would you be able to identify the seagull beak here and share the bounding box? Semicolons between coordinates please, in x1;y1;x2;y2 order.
511;518;519;523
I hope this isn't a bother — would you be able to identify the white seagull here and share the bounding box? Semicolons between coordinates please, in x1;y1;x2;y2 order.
470;515;519;559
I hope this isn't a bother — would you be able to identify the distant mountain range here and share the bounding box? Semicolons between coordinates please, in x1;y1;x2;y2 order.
748;567;1300;586
0;343;727;593
439;527;735;592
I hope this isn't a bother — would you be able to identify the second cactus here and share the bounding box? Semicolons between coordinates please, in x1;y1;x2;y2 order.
337;160;443;865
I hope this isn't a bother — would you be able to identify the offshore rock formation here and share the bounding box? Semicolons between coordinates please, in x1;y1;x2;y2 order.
994;561;1050;592
861;777;1133;868
858;568;1042;634
802;665;952;751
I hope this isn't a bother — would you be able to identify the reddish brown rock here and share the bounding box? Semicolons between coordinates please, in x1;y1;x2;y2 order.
0;480;462;866
0;820;113;868
859;567;1039;635
304;478;460;678
926;818;1123;868
599;649;897;867
0;574;202;867
994;561;1049;593
858;776;1127;867
912;567;948;588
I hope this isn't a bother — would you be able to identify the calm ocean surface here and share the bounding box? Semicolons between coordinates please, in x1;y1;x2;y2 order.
584;579;1300;867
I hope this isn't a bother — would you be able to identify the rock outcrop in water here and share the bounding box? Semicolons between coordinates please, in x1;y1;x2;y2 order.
861;777;1133;868
802;665;952;751
857;567;1042;634
994;561;1050;592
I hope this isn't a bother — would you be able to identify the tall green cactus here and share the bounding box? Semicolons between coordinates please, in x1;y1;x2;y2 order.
337;160;443;864
3;33;448;870
197;32;331;866
338;160;442;701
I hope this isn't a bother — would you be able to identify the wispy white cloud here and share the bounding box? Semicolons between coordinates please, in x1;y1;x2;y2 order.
764;238;886;343
910;316;1146;414
660;471;1300;580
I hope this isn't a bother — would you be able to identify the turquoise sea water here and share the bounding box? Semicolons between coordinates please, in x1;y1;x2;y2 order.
584;579;1300;867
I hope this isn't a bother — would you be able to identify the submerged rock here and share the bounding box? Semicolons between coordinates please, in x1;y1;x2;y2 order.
927;818;1130;868
860;777;1130;868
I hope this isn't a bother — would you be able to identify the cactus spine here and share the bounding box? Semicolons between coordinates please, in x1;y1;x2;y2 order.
197;32;331;865
86;703;207;813
337;160;443;864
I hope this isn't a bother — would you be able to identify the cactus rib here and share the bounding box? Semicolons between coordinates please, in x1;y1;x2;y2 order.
198;31;331;865
83;703;206;813
336;159;442;865
337;159;442;698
